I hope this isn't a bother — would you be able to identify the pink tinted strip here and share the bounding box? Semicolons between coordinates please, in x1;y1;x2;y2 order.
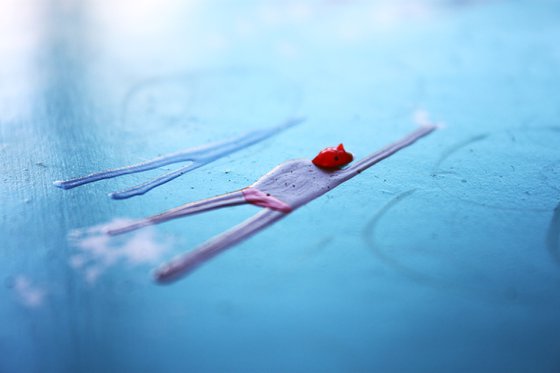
242;188;293;213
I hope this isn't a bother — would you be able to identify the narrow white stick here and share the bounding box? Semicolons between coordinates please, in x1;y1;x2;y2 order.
154;209;287;283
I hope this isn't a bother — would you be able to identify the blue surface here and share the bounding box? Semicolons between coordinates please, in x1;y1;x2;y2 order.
1;0;560;372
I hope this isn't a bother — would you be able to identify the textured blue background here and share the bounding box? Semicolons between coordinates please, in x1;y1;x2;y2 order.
1;0;560;372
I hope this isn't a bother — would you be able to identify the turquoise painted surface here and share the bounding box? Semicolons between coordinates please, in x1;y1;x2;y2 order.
1;0;559;372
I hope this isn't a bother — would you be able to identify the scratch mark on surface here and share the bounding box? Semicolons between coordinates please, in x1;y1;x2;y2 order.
361;189;515;303
433;133;489;171
362;189;439;285
362;189;497;301
296;235;335;263
546;202;560;266
433;129;560;212
541;160;560;192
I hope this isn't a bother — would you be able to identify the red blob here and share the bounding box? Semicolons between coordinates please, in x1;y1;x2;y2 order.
312;144;354;169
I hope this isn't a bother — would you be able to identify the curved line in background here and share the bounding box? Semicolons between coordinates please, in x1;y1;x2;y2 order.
362;189;442;287
119;68;305;130
433;128;560;213
361;189;521;303
433;133;489;170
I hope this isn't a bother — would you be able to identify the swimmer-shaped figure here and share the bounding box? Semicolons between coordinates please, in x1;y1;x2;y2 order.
108;125;438;283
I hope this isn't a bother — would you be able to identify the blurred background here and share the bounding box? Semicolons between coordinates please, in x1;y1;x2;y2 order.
1;0;560;372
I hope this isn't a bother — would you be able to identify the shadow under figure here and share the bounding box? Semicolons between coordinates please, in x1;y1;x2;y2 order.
109;124;438;283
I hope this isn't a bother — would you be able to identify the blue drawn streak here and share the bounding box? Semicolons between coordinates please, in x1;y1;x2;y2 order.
53;117;304;199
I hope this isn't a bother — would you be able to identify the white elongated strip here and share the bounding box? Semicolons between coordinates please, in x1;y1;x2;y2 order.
154;209;286;283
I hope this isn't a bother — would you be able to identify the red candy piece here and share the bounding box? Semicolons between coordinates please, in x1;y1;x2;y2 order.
312;144;354;169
